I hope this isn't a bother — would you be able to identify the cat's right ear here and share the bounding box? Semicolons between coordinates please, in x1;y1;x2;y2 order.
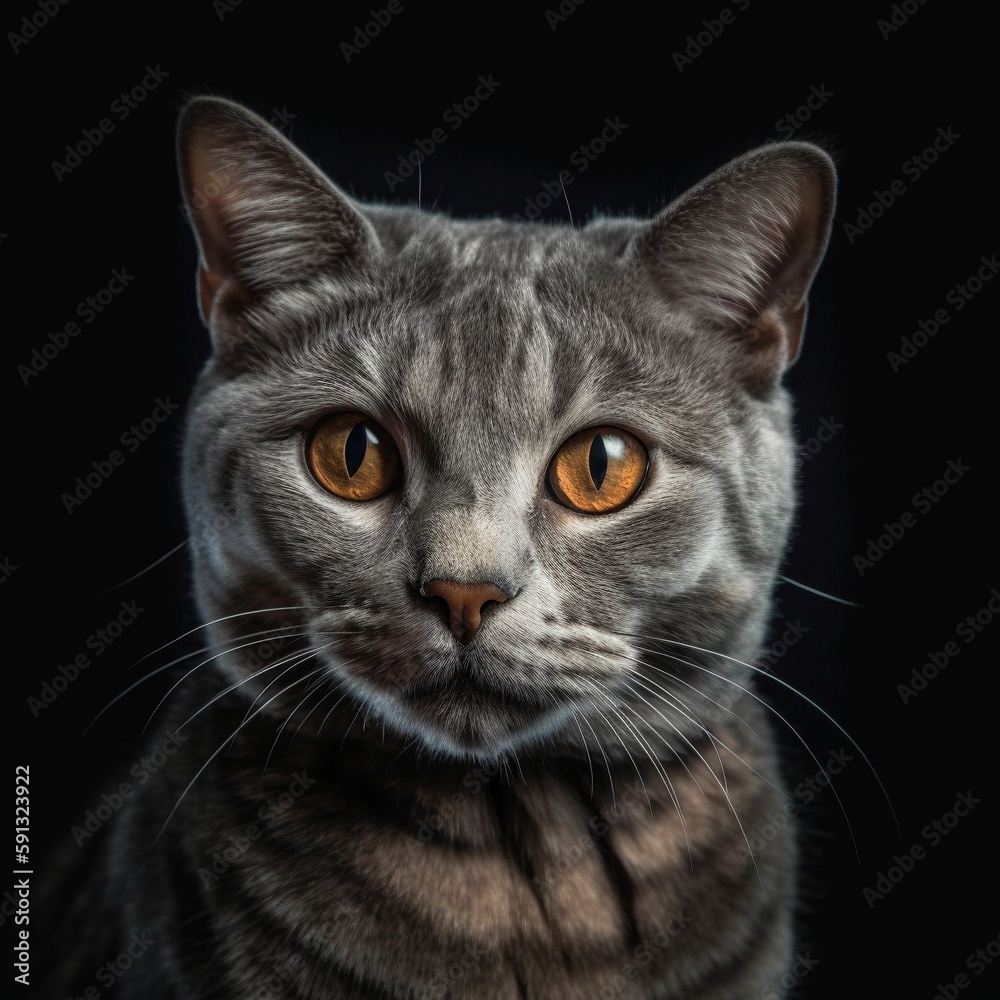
177;96;378;358
631;142;836;395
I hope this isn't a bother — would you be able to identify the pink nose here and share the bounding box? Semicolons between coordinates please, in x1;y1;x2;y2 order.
422;579;509;643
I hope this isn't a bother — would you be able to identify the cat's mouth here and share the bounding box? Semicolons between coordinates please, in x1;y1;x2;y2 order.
321;623;592;756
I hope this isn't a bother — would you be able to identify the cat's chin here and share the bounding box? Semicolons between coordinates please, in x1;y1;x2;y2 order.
350;672;578;760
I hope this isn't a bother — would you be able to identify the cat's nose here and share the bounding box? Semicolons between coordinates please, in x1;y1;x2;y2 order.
421;579;509;644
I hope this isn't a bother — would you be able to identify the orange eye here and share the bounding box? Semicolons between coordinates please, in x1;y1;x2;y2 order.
307;412;401;501
548;426;648;514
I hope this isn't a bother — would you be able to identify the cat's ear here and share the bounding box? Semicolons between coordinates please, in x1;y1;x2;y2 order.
177;96;378;357
633;142;835;391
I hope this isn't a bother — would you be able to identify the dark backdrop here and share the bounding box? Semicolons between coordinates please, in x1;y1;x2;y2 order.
7;3;995;998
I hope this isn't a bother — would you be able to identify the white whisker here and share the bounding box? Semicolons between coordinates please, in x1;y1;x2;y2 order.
260;663;335;779
156;666;325;840
578;686;653;819
646;643;862;860
572;715;596;799
652;634;899;838
122;607;309;677
142;630;318;735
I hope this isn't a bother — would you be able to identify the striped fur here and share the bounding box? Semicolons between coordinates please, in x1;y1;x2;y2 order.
45;99;835;997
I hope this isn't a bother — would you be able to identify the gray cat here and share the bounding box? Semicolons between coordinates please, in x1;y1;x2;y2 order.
46;97;836;998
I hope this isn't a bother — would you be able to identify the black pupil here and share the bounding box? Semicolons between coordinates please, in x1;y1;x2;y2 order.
588;435;608;491
344;421;370;477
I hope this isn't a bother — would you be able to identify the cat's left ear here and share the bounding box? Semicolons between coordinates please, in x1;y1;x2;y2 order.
177;96;379;358
633;142;836;391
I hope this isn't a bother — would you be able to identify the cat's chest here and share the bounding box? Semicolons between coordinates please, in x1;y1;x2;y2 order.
193;730;783;998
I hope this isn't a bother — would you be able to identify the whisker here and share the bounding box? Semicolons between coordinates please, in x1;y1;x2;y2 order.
578;686;653;819
578;638;767;804
260;662;334;779
652;635;899;838
171;658;294;737
575;708;616;812
646;645;863;861
385;737;425;773
235;646;332;737
318;691;352;737
572;715;596;799
98;537;189;594
141;630;318;735
779;574;862;608
291;676;343;741
84;646;210;737
155;669;323;841
170;639;335;739
627;638;763;743
340;705;367;749
619;676;762;880
623;652;777;796
122;607;309;677
85;622;320;736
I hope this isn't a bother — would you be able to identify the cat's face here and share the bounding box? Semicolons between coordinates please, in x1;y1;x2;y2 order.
178;99;834;763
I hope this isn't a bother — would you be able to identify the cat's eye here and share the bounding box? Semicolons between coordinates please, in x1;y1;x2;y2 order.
547;426;648;514
307;412;401;501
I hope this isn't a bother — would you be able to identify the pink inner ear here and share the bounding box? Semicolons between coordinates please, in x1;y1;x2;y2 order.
746;305;806;366
782;302;808;363
198;265;222;324
184;135;241;302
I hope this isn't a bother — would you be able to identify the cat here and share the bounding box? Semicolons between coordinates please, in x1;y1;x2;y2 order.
43;95;836;998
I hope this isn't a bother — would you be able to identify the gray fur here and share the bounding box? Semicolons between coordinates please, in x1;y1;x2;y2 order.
46;98;836;998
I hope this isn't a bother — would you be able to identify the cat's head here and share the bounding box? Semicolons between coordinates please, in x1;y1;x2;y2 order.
177;97;835;763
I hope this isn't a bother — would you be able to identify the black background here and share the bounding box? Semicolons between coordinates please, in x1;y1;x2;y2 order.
6;2;996;997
